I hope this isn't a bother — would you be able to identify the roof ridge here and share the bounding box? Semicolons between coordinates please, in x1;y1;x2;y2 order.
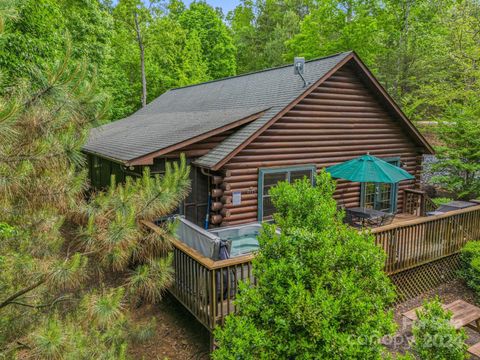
169;51;353;92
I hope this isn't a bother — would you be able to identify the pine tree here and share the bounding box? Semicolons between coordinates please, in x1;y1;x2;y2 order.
0;8;190;356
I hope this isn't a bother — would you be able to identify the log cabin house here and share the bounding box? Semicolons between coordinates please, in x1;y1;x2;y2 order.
84;51;433;226
83;51;480;333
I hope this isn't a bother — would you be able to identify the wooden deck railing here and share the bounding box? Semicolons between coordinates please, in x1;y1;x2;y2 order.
372;205;480;274
403;189;437;216
142;220;255;330
169;239;254;330
142;205;480;332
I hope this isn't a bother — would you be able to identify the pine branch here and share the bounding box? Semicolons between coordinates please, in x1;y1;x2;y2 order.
0;277;46;309
7;295;72;309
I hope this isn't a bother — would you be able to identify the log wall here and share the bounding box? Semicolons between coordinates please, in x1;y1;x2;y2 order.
220;64;424;226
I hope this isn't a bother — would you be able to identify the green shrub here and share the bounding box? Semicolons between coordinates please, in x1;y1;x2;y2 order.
411;297;468;360
459;241;480;295
432;197;453;206
213;171;396;359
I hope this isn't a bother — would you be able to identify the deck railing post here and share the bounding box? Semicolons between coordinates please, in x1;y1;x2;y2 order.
210;269;216;329
419;192;426;217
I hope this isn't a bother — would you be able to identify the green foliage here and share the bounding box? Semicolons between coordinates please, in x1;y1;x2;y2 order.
0;0;112;90
411;297;468;360
0;47;107;348
0;8;190;355
129;318;157;344
178;30;210;86
286;0;381;66
228;0;314;73
1;0;234;122
430;100;480;200
213;171;396;359
432;197;453;206
459;241;480;296
179;1;236;79
0;222;15;237
29;289;130;359
81;159;189;304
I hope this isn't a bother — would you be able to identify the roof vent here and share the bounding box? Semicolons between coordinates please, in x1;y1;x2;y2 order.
294;57;308;87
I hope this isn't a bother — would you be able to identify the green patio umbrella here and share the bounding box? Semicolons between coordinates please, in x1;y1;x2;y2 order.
325;154;415;184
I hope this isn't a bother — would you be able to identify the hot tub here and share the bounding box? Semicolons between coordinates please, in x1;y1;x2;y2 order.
210;223;262;257
174;217;272;259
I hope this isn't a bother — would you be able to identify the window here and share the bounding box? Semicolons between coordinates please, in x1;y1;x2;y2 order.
361;157;400;213
258;165;316;221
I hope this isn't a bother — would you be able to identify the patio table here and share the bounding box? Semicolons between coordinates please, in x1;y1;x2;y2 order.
402;300;480;331
346;207;387;226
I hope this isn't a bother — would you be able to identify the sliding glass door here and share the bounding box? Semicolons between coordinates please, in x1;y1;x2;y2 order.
361;158;400;213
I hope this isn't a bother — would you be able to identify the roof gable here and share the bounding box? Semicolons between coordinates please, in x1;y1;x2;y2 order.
84;52;352;164
194;52;433;170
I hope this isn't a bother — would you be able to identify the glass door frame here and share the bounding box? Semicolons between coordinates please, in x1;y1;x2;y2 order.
360;157;400;214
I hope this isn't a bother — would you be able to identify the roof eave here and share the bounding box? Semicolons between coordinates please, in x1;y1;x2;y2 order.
81;149;128;165
126;109;269;166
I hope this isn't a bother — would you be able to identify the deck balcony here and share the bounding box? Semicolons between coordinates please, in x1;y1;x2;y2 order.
143;190;480;333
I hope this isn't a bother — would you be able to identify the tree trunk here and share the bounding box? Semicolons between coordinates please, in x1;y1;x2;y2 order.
134;11;147;107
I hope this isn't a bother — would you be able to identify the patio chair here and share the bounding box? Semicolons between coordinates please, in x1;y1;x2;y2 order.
365;212;395;227
343;209;362;228
380;212;395;226
365;216;383;227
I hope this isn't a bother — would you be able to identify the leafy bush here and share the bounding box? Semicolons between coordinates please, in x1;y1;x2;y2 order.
213;171;396;359
432;197;453;206
459;241;480;295
411;297;468;360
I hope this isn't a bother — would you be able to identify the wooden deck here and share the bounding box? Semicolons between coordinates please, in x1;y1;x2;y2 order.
142;203;480;333
390;212;418;225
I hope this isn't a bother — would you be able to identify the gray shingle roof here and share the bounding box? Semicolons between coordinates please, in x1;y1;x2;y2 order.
84;51;352;164
84;107;267;161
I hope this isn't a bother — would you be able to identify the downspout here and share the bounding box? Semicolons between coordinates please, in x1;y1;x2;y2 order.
201;167;213;230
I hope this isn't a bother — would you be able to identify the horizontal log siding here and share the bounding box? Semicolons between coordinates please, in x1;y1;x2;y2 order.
221;64;423;226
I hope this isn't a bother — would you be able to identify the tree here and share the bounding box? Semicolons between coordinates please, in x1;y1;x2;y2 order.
213;172;395;359
0;0;113;90
229;0;314;73
430;99;480;200
80;162;190;304
178;30;210;86
0;48;105;349
411;297;468;360
459;241;480;297
403;0;480;121
112;0;153;108
286;0;382;66
179;1;236;79
0;8;190;355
